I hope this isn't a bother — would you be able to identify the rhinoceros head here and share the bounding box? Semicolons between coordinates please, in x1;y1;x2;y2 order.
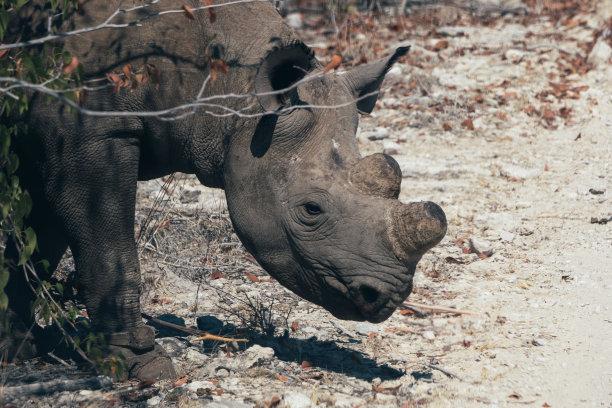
223;43;446;323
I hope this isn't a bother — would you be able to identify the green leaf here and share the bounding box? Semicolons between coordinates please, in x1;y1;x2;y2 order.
0;291;8;311
18;227;37;265
0;267;8;291
55;282;63;296
0;9;8;41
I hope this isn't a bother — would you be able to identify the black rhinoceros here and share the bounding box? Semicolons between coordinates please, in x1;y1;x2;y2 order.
1;0;446;380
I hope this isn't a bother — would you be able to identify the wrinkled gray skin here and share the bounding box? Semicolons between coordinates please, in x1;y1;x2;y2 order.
2;0;446;379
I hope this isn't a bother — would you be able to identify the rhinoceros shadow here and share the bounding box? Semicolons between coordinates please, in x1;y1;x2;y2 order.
149;313;404;381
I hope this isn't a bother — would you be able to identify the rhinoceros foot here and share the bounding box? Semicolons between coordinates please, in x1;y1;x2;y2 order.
0;309;42;361
105;326;176;381
106;343;176;381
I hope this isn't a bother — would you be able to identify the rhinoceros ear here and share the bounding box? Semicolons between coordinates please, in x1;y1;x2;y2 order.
255;41;314;112
343;46;410;114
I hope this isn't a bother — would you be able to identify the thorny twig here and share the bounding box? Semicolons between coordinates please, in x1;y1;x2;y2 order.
0;72;384;122
425;362;467;382
402;301;476;315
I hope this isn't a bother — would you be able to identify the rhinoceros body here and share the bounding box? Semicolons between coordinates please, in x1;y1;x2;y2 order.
2;0;446;379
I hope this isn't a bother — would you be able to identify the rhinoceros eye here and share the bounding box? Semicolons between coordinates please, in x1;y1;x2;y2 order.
304;203;322;216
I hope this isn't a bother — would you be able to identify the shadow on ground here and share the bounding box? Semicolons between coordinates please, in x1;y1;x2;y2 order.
149;313;405;382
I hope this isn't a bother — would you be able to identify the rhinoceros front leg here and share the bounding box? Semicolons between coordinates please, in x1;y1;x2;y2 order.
52;135;174;380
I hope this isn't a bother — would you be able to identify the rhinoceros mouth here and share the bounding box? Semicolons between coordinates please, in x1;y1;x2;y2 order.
321;275;404;323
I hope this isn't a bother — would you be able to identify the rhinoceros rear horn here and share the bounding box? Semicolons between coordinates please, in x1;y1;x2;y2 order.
342;46;410;114
255;41;313;112
349;153;402;199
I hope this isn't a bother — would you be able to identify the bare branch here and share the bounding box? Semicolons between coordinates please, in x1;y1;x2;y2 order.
0;70;378;121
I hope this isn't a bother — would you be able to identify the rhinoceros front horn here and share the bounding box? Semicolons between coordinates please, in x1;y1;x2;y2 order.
349;153;402;199
386;201;447;262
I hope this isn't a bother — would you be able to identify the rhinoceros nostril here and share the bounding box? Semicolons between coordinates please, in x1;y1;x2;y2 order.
360;285;380;304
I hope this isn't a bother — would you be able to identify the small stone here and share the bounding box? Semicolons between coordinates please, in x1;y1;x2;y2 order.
355;322;378;335
500;165;542;180
216;368;230;378
386;65;403;77
204;401;253;408
187;380;215;393
531;339;546;346
285;13;303;29
473;116;485;129
158;337;188;358
499;230;515;242
185;348;208;365
361;127;390;141
165;387;188;403
333;394;364;408
474;212;517;232
505;49;525;62
382;141;403;155
470;237;494;256
147;395;161;406
587;37;612;67
282;391;313;408
422;330;436;340
236;345;274;369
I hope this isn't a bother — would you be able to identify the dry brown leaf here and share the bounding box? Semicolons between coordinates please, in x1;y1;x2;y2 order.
130;73;142;92
200;0;216;23
246;272;260;283
432;40;449;51
301;361;312;370
210;59;228;85
137;380;156;389
461;118;474;130
274;373;288;382
76;89;88;107
442;123;452;131
541;109;555;122
323;54;342;73
62;57;79;75
122;63;132;81
372;383;401;393
268;396;281;408
291;321;299;331
172;375;189;387
211;270;227;280
183;5;196;20
0;46;8;59
107;72;120;84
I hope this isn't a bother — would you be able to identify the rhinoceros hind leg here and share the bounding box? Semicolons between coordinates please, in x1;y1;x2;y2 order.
1;198;69;362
